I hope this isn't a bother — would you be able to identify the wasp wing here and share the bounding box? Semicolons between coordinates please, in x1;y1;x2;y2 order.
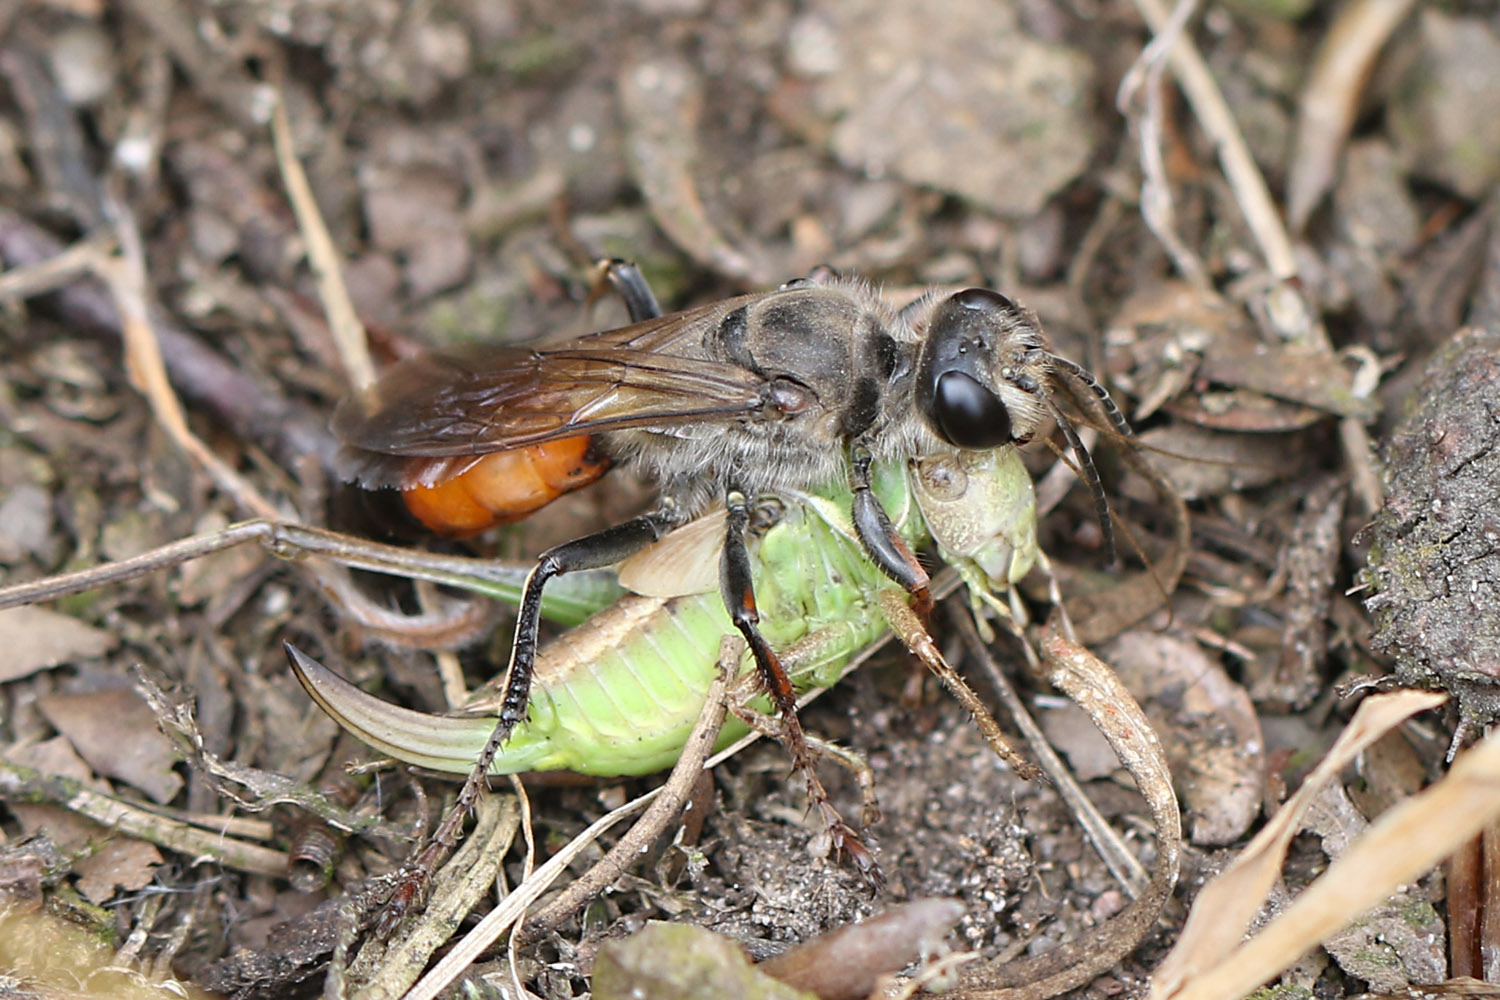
336;296;778;488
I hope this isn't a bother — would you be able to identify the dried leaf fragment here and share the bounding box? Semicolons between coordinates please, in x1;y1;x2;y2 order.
36;688;183;803
0;605;117;683
593;921;818;1000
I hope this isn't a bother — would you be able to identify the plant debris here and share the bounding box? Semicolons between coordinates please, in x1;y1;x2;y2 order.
1;0;1498;998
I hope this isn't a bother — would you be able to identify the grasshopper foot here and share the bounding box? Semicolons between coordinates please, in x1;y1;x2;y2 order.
811;802;885;888
729;691;885;884
797;760;885;887
375;864;433;936
374;773;491;934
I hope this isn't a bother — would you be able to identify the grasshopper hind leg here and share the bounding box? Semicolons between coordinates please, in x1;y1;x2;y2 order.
721;488;882;884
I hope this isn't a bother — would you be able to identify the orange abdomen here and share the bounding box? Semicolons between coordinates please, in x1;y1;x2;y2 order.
401;437;612;537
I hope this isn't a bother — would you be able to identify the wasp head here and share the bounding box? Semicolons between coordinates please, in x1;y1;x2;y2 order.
913;287;1132;564
914;288;1052;450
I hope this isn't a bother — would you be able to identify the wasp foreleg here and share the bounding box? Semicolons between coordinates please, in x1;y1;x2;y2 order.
849;446;933;616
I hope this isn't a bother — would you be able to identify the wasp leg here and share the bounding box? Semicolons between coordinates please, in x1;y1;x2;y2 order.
600;257;849;356
386;510;681;931
593;257;664;322
778;263;842;289
848;447;933;615
499;516;678;726
721;487;880;883
848;445;937;709
729;624;885;827
728;700;882;829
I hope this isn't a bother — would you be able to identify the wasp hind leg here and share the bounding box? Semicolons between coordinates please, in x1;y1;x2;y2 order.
721;487;882;885
383;509;682;931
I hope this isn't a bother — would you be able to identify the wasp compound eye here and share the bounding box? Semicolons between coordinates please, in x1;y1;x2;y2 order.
931;371;1014;449
952;288;1018;313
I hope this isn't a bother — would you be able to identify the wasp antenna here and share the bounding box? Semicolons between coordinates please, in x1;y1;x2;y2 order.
1046;400;1117;565
1048;354;1132;437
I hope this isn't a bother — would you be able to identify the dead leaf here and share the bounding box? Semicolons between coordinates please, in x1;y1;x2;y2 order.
1162;391;1327;434
595;921;817;1000
0;605;117;682
1038;702;1120;782
6;734;112;850
806;0;1094;218
620;54;776;285
1150;689;1448;1000
1103;630;1264;846
37;688;183;803
1133;425;1297;501
0;905;215;1000
1197;337;1379;421
1303;782;1446;990
75;838;163;904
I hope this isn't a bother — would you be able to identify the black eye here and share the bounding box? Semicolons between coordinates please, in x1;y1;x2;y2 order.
931;371;1013;449
952;288;1018;313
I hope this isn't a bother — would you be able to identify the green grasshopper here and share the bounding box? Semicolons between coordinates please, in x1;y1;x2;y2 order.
287;439;1043;886
289;442;1039;780
289;259;1079;887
